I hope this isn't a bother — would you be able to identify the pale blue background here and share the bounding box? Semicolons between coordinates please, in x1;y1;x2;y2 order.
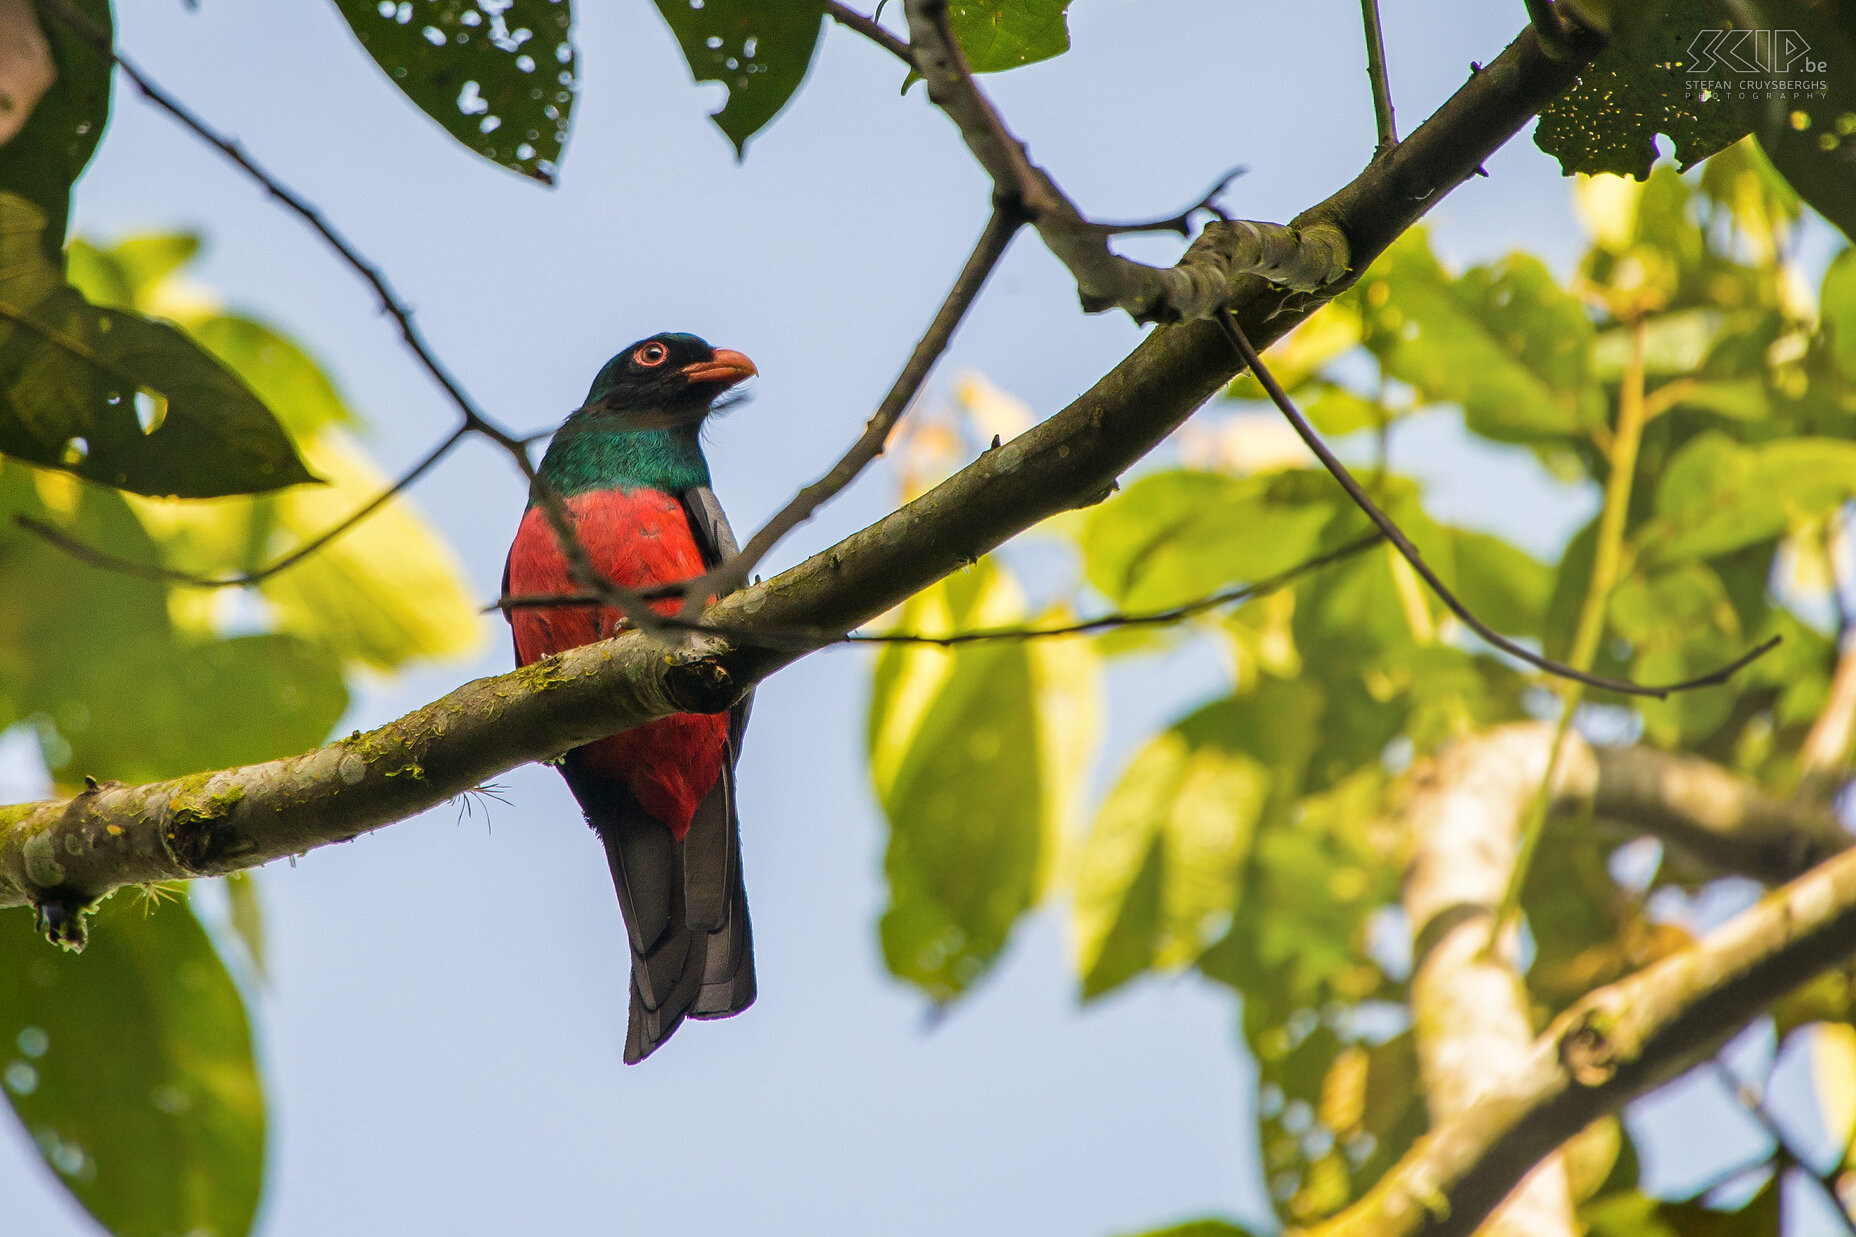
0;2;1836;1234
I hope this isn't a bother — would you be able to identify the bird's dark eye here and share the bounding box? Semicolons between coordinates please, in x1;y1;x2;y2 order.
634;342;669;367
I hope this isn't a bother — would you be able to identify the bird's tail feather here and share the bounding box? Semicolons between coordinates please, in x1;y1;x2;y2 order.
567;754;755;1064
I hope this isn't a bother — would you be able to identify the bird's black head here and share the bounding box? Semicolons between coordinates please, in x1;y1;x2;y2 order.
578;332;757;427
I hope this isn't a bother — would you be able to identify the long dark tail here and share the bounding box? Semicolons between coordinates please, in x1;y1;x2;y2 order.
562;756;755;1063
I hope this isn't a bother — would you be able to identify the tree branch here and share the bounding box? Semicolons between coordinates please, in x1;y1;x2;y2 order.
824;1;913;66
0;15;1611;930
899;0;1357;321
1307;803;1856;1237
1360;0;1399;151
1405;728;1578;1237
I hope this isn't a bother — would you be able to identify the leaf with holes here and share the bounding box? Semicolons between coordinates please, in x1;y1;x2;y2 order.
0;0;110;259
331;0;576;182
1535;0;1750;178
0;196;315;497
868;557;1099;1003
0;895;264;1237
653;0;825;155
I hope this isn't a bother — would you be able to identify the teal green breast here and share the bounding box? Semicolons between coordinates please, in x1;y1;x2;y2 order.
534;424;712;501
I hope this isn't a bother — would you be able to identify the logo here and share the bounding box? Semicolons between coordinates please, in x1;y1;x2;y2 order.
1688;29;1823;75
1685;29;1828;102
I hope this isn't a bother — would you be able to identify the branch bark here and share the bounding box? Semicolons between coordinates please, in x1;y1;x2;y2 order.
1310;768;1856;1237
1;20;1603;929
1405;728;1578;1237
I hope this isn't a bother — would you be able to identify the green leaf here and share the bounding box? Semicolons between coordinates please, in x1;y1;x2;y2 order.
0;196;316;497
948;0;1072;73
1081;470;1337;611
0;466;349;784
1744;0;1856;243
1823;249;1856;381
868;559;1099;1002
653;0;825;155
1535;0;1752;178
0;0;111;259
0;895;264;1237
223;872;268;982
1073;686;1322;998
330;0;576;183
1647;432;1856;562
1358;232;1603;444
1112;1221;1258;1237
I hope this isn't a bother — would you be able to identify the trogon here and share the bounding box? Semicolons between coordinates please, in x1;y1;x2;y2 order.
504;332;757;1063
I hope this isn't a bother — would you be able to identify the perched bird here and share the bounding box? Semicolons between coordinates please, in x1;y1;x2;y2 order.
504;332;758;1063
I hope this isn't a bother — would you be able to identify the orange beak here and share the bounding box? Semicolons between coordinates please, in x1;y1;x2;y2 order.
680;348;758;387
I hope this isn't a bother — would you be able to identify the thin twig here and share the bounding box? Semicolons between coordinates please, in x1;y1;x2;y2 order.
496;531;1383;650
675;204;1022;617
14;427;468;587
1708;1059;1856;1237
823;1;913;65
1077;167;1243;237
1359;0;1399;150
1216;308;1779;698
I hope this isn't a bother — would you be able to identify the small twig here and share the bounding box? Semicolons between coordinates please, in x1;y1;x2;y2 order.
15;427;468;587
1217;308;1779;698
675;205;1021;617
1708;1059;1856;1237
1359;0;1399;150
496;531;1382;651
823;1;913;65
1074;167;1243;237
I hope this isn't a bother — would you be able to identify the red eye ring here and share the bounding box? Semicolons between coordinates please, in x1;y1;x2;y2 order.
634;342;669;367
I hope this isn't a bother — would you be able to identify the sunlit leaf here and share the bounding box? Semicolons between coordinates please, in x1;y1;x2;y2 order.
0;896;264;1237
255;430;484;668
869;559;1099;1002
654;0;824;154
1358;232;1603;444
1073;686;1322;997
0;0;110;258
0;197;315;498
330;0;576;182
948;0;1072;72
1823;249;1856;382
1081;470;1338;611
1646;432;1856;563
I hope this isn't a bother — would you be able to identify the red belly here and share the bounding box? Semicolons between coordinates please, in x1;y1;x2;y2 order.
507;489;727;838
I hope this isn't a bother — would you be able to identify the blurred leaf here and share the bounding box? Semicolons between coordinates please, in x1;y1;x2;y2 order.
253;430;483;668
869;559;1099;1002
1081;470;1338;611
189;316;361;440
1449;529;1551;640
1742;0;1856;243
654;0;824;154
0;895;263;1237
330;0;575;182
1646;433;1856;563
1824;249;1856;382
1594;310;1725;379
948;0;1071;72
223;872;267;982
1358;232;1603;444
1225;301;1363;402
1535;0;1750;178
0;465;350;784
1074;683;1321;998
1112;1221;1257;1237
0;196;316;498
0;0;110;259
1300;384;1384;436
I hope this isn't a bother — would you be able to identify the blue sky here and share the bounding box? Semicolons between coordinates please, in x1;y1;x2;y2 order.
0;2;1739;1234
